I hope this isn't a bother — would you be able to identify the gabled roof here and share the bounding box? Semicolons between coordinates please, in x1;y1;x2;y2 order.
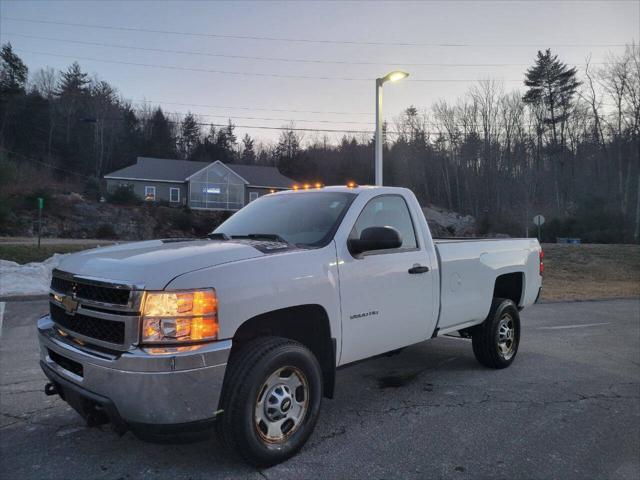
224;163;294;188
104;157;210;182
105;157;295;188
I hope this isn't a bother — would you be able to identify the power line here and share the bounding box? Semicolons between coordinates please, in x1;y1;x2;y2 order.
16;49;525;82
153;118;375;135
3;17;631;48
143;108;374;126
161;107;555;130
2;32;607;67
137;99;372;116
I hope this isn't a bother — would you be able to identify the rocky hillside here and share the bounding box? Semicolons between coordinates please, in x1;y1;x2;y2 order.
422;205;476;237
0;194;230;240
1;193;477;241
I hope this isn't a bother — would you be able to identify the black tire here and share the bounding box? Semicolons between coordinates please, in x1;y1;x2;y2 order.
217;336;323;466
472;298;520;369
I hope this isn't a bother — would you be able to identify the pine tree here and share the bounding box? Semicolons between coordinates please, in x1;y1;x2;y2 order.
523;49;581;207
56;62;91;144
523;49;581;148
275;127;302;176
241;133;256;163
178;112;201;159
143;108;176;158
0;43;28;147
215;119;238;162
57;62;90;97
0;43;28;95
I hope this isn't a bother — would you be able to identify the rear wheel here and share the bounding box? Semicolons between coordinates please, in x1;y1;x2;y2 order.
472;298;520;369
217;337;322;466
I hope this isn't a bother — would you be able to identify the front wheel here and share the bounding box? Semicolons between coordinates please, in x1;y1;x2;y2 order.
472;298;521;369
217;337;323;466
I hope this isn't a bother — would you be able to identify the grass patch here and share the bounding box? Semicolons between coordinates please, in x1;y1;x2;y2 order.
542;243;640;301
0;244;101;264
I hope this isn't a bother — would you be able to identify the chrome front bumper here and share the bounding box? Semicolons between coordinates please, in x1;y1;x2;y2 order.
37;315;231;428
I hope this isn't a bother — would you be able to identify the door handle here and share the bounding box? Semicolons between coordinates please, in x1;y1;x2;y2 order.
408;265;430;274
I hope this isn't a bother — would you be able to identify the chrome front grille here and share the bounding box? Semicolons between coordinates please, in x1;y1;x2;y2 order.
49;270;144;351
50;303;126;344
50;274;131;306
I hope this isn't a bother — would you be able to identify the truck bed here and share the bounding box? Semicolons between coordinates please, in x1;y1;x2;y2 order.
433;237;542;334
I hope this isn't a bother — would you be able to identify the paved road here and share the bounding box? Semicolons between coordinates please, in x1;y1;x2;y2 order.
1;299;638;479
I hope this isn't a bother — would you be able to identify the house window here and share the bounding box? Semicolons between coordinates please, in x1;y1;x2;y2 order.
249;192;259;202
144;186;156;201
169;187;180;203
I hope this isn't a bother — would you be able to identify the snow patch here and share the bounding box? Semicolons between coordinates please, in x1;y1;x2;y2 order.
0;254;68;297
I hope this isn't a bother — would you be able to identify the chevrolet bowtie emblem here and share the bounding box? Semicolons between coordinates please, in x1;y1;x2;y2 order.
61;295;79;315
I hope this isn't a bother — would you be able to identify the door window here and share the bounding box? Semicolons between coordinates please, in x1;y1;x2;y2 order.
350;195;418;250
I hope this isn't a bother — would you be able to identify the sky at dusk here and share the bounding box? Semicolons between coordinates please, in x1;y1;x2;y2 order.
0;0;638;143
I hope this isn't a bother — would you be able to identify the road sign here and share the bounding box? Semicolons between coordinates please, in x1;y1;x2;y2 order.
533;214;545;226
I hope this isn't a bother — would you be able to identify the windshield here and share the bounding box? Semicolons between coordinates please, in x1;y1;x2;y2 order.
213;191;356;247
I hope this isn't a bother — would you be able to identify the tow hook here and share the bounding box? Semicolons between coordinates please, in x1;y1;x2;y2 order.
44;382;58;396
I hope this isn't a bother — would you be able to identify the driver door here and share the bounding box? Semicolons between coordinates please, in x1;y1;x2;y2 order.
337;194;435;365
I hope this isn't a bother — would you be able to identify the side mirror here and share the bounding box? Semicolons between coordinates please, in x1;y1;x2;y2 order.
348;226;402;256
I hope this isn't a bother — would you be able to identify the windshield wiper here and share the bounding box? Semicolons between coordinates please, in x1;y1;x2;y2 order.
207;232;231;240
233;233;291;245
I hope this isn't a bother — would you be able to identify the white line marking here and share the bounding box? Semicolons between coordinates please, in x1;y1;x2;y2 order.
539;322;611;330
0;302;5;337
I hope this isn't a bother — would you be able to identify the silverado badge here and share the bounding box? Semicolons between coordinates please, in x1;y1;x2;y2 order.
61;295;79;315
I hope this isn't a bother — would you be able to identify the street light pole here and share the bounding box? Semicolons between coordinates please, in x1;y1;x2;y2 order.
375;78;384;186
374;71;409;186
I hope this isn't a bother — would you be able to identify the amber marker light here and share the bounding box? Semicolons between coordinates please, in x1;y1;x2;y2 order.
315;182;322;189
292;185;299;191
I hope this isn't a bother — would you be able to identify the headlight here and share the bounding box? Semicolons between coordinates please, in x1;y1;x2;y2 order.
141;289;218;344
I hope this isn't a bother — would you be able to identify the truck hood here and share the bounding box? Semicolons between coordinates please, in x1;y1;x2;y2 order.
56;239;267;290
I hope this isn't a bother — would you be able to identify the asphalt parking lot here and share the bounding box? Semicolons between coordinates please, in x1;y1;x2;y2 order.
1;299;638;479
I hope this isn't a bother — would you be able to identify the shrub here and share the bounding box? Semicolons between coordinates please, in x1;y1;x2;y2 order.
171;210;194;232
0;201;10;226
540;197;628;244
108;185;140;205
84;177;102;201
192;210;232;236
95;223;118;239
23;188;55;211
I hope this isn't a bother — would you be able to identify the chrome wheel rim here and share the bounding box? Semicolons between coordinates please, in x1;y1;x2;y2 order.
497;314;516;360
254;366;309;443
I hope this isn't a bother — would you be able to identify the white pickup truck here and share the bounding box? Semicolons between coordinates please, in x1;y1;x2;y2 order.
38;185;542;465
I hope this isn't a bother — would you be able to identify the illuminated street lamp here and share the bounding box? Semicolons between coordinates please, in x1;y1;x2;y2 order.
375;71;409;186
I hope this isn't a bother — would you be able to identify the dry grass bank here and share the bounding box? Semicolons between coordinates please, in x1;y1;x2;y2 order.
541;243;640;301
